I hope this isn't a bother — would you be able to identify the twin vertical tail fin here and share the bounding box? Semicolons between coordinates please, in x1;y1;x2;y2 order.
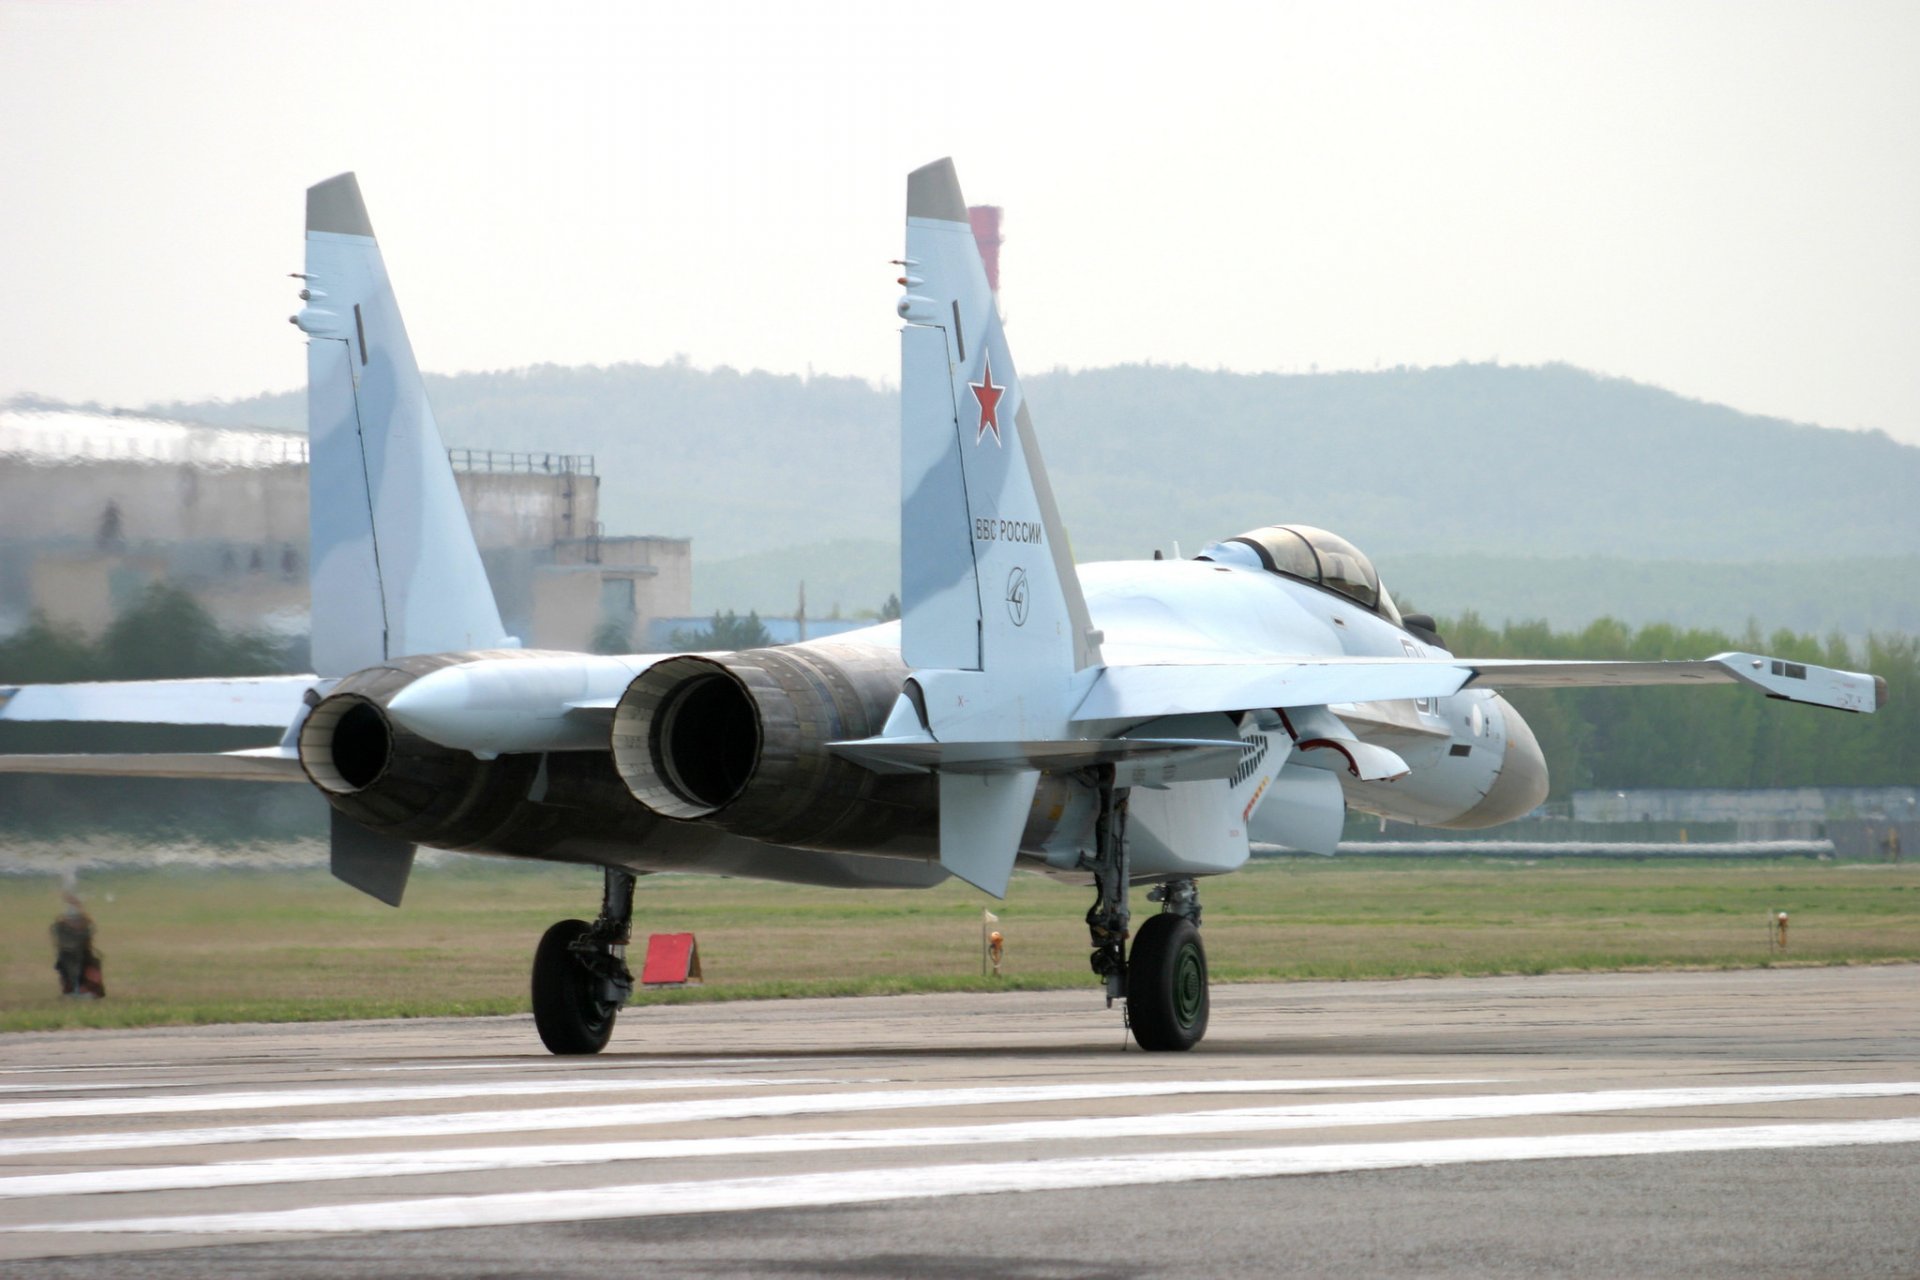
296;173;508;905
295;173;509;678
890;159;1105;895
898;158;1102;685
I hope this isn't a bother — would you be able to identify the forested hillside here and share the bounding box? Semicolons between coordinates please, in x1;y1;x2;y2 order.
153;359;1919;563
1382;553;1920;638
133;358;1920;635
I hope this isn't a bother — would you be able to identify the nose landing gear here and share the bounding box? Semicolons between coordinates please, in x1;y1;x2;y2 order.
532;867;636;1055
1082;766;1212;1052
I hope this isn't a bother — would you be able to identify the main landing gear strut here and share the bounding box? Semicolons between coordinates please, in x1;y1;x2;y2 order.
532;866;636;1055
1083;765;1211;1051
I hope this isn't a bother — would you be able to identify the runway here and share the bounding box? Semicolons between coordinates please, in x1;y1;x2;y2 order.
3;966;1916;1277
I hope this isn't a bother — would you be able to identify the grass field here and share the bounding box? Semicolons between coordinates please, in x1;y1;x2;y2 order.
3;855;1917;1033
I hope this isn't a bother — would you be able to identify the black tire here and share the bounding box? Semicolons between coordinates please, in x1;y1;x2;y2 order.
532;919;616;1055
1128;913;1209;1051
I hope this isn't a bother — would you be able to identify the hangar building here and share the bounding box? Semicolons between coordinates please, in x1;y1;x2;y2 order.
0;407;690;652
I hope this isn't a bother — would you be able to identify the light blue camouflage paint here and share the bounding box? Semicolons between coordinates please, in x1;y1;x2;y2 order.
295;174;509;676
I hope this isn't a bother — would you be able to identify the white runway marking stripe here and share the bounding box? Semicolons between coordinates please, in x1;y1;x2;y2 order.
0;1083;183;1096
1;1082;1913;1202
356;1057;793;1072
23;1118;1920;1237
0;1075;853;1123
0;1065;189;1076
0;1078;1457;1159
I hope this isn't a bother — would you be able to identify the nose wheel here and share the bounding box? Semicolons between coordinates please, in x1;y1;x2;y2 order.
1127;910;1209;1051
532;868;636;1055
1081;766;1211;1052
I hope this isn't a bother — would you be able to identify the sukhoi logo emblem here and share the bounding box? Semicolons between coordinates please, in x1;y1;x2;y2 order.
1006;566;1029;626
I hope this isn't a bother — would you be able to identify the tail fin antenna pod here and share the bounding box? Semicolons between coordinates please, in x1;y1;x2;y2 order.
296;173;509;677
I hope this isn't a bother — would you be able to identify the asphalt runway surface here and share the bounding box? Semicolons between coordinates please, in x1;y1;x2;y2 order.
2;966;1916;1278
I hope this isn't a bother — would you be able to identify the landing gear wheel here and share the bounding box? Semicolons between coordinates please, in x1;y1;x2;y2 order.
532;919;617;1055
1128;913;1209;1051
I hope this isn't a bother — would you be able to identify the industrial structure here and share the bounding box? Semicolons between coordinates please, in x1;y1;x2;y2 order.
0;407;690;651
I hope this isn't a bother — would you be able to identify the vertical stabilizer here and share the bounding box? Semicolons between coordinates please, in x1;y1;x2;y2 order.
898;158;1100;684
295;173;509;676
894;158;1103;896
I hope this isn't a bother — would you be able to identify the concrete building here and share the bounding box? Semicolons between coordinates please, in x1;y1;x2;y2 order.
645;614;867;648
1570;785;1919;860
0;408;690;652
1572;786;1920;825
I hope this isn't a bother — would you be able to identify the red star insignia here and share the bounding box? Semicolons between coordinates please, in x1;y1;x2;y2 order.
969;354;1004;446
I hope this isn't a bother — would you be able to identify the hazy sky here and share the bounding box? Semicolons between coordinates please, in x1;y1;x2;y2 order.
3;1;1917;443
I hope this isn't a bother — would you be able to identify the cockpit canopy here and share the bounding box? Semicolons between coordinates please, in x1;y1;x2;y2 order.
1198;524;1398;619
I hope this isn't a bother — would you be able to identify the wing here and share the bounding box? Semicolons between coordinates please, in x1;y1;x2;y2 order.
1464;656;1885;711
1074;652;1885;723
0;675;319;781
0;746;305;782
0;676;317;728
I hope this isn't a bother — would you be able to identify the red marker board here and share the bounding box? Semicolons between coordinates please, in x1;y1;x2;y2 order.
641;933;702;986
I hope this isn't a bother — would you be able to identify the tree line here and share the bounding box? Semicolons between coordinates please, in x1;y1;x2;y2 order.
1439;614;1917;796
0;585;294;685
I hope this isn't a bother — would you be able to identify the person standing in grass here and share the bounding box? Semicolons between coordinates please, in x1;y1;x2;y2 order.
51;893;104;998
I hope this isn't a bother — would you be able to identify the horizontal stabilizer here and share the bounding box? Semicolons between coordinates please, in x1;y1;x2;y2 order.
0;747;306;783
939;769;1039;897
830;734;1250;780
0;677;317;728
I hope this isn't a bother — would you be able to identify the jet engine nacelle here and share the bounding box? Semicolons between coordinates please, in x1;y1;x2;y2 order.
1336;691;1550;830
611;642;938;853
1431;693;1550;828
298;651;653;856
299;653;553;846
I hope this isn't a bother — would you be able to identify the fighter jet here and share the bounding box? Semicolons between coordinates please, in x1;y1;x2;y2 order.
0;162;1885;1054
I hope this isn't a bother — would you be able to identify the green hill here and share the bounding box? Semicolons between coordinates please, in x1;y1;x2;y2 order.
145;358;1920;633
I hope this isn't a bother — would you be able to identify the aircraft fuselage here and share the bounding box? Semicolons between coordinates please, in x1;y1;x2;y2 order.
310;554;1546;889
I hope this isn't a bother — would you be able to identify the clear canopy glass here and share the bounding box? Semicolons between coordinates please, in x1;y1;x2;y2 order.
1200;524;1386;612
